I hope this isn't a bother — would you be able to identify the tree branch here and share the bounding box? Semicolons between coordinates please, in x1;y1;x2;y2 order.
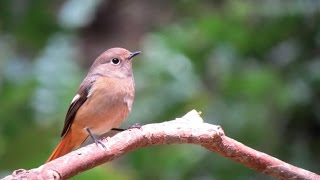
3;110;319;180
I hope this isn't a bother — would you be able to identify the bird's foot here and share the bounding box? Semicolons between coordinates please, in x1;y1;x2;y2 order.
111;123;142;132
85;127;107;149
128;123;142;130
111;128;125;132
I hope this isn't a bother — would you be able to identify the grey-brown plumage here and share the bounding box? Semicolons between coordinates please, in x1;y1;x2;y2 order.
47;47;140;162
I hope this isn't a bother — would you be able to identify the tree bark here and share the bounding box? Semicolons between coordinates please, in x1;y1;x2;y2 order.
3;110;319;180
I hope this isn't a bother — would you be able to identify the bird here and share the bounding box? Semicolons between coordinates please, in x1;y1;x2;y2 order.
47;47;140;162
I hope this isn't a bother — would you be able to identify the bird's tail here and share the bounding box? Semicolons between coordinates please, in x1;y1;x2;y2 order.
46;129;87;162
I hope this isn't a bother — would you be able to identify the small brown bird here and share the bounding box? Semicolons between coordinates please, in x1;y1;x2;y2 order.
47;47;140;162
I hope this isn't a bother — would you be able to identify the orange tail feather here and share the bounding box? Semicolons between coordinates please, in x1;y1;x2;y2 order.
47;130;87;162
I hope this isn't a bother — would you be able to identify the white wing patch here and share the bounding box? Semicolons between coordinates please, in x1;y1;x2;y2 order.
124;95;134;112
71;94;80;104
87;87;94;98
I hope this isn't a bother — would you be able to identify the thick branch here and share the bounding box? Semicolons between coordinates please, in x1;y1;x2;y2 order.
3;110;319;180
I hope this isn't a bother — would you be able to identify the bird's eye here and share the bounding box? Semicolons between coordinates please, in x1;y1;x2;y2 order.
111;58;120;65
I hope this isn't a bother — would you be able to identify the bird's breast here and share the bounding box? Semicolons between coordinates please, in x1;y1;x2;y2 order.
74;76;135;135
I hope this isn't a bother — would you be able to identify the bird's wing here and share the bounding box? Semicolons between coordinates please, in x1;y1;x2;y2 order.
60;80;93;137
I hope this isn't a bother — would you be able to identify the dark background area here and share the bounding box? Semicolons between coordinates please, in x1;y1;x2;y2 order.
0;1;319;179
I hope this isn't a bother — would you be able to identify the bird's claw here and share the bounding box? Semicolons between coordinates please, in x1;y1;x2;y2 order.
128;123;142;129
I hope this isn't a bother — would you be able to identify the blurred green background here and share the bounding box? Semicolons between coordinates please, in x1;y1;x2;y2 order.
0;0;320;179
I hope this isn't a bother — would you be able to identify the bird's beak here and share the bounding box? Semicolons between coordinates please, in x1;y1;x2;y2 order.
128;51;141;60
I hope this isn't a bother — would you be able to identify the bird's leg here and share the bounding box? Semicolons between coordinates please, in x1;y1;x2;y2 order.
85;127;106;149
